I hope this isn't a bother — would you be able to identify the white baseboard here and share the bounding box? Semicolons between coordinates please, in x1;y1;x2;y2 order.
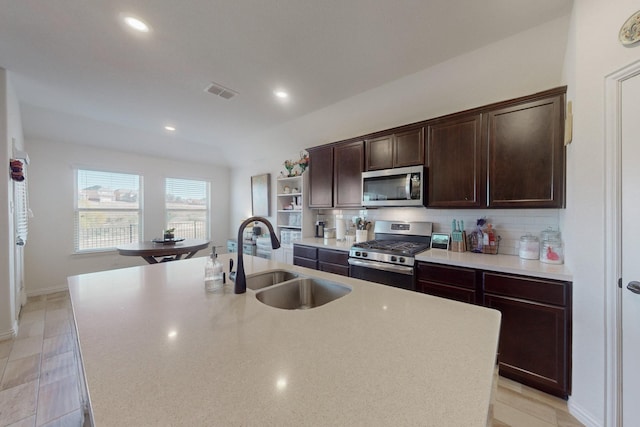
26;284;69;297
569;400;602;427
0;322;18;341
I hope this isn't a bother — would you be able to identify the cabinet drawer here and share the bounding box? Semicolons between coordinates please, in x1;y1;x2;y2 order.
417;281;476;304
483;272;568;306
318;249;349;266
293;244;318;260
416;262;476;289
319;262;349;277
293;256;318;270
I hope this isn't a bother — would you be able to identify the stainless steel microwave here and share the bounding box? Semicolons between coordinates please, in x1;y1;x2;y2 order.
362;166;426;207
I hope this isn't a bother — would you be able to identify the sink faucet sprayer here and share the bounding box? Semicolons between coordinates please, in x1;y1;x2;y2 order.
233;217;281;294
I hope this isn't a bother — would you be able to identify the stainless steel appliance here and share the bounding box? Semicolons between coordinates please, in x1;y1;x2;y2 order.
348;220;433;290
361;166;426;207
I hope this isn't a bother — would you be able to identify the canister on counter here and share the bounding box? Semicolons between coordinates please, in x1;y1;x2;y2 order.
539;228;564;264
519;234;540;260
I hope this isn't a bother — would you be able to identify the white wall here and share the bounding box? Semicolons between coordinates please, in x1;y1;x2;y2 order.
562;1;640;426
0;69;25;339
23;139;231;295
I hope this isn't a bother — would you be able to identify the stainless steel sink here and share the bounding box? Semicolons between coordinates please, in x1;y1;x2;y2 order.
246;270;299;290
255;277;351;310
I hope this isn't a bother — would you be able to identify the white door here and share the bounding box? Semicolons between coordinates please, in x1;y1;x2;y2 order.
621;72;640;426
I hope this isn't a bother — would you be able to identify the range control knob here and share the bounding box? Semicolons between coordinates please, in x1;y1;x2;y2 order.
362;252;368;258
355;251;361;257
399;257;406;263
390;256;397;262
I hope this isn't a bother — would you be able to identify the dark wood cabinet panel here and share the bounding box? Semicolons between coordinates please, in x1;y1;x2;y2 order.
485;294;569;398
319;262;350;276
484;272;571;399
417;281;476;304
365;135;393;170
293;244;318;270
308;145;334;208
394;127;425;168
334;140;364;208
366;127;424;171
487;92;565;208
416;262;479;304
427;114;484;207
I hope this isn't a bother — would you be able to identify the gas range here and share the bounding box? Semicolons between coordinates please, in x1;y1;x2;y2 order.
349;239;431;267
347;220;433;290
348;221;433;267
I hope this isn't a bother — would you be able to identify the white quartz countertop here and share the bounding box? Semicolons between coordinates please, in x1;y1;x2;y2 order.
295;237;572;281
68;255;501;426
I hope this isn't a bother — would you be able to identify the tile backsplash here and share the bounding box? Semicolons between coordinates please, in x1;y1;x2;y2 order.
317;207;561;256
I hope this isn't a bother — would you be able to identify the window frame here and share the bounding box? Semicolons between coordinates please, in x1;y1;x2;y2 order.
74;167;144;254
164;176;211;240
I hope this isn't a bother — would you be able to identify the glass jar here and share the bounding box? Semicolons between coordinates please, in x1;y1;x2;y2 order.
519;234;540;260
539;228;564;264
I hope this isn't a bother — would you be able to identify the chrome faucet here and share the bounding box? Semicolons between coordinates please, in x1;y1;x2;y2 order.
233;216;281;294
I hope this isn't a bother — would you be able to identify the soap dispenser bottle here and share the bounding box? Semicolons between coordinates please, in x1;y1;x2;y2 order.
205;247;224;292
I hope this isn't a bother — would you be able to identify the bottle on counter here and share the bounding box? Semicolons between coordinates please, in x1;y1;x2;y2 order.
205;247;224;292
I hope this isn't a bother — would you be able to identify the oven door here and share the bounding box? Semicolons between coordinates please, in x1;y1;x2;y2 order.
348;258;415;290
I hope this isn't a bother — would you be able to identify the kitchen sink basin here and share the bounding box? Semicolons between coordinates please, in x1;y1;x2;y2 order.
246;270;300;291
255;277;351;310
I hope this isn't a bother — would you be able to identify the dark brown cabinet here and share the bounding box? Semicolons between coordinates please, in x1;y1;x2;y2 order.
333;140;364;208
487;90;565;208
293;244;318;270
293;244;350;277
318;248;349;276
366;127;424;171
308;140;364;209
483;272;571;399
416;262;478;304
308;145;334;208
426;114;484;207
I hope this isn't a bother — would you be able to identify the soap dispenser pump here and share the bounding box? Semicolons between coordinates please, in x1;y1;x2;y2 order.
205;247;224;292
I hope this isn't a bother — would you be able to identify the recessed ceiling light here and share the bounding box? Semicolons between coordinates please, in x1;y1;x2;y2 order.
274;90;289;99
164;125;176;132
122;15;150;33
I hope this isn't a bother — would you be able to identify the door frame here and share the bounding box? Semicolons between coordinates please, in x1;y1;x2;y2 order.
604;58;640;427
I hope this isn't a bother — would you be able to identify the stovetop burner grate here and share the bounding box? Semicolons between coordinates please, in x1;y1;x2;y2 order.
352;239;430;255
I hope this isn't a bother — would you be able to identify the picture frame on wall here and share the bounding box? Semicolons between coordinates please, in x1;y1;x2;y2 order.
251;173;270;216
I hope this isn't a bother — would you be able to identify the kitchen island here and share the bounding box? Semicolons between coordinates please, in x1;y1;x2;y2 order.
68;254;501;426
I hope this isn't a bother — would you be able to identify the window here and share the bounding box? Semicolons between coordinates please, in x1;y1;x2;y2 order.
165;178;209;239
75;169;142;252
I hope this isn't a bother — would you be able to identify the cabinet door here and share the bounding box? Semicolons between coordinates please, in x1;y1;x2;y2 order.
334;141;364;208
427;114;484;207
487;93;565;208
394;127;424;168
485;293;569;398
318;248;349;276
366;135;393;171
308;145;334;208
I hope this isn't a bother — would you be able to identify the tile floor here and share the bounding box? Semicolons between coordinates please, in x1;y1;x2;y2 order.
0;292;584;427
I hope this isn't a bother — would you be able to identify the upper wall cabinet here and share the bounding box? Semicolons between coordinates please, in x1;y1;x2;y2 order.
308;140;364;209
365;127;424;171
308;145;334;208
487;90;565;208
427;113;484;208
334;140;364;208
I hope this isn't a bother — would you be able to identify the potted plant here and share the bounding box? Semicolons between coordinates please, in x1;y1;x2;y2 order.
164;228;175;240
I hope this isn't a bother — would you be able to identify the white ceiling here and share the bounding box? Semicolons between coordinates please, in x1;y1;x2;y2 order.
0;0;573;166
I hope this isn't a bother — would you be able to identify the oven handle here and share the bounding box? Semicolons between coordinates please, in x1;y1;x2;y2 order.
348;258;414;275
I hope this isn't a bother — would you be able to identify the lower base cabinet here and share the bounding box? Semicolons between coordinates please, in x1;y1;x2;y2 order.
483;272;571;399
293;244;318;270
416;262;571;399
293;244;350;277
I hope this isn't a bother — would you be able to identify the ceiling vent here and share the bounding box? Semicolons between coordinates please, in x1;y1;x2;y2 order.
204;82;239;100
